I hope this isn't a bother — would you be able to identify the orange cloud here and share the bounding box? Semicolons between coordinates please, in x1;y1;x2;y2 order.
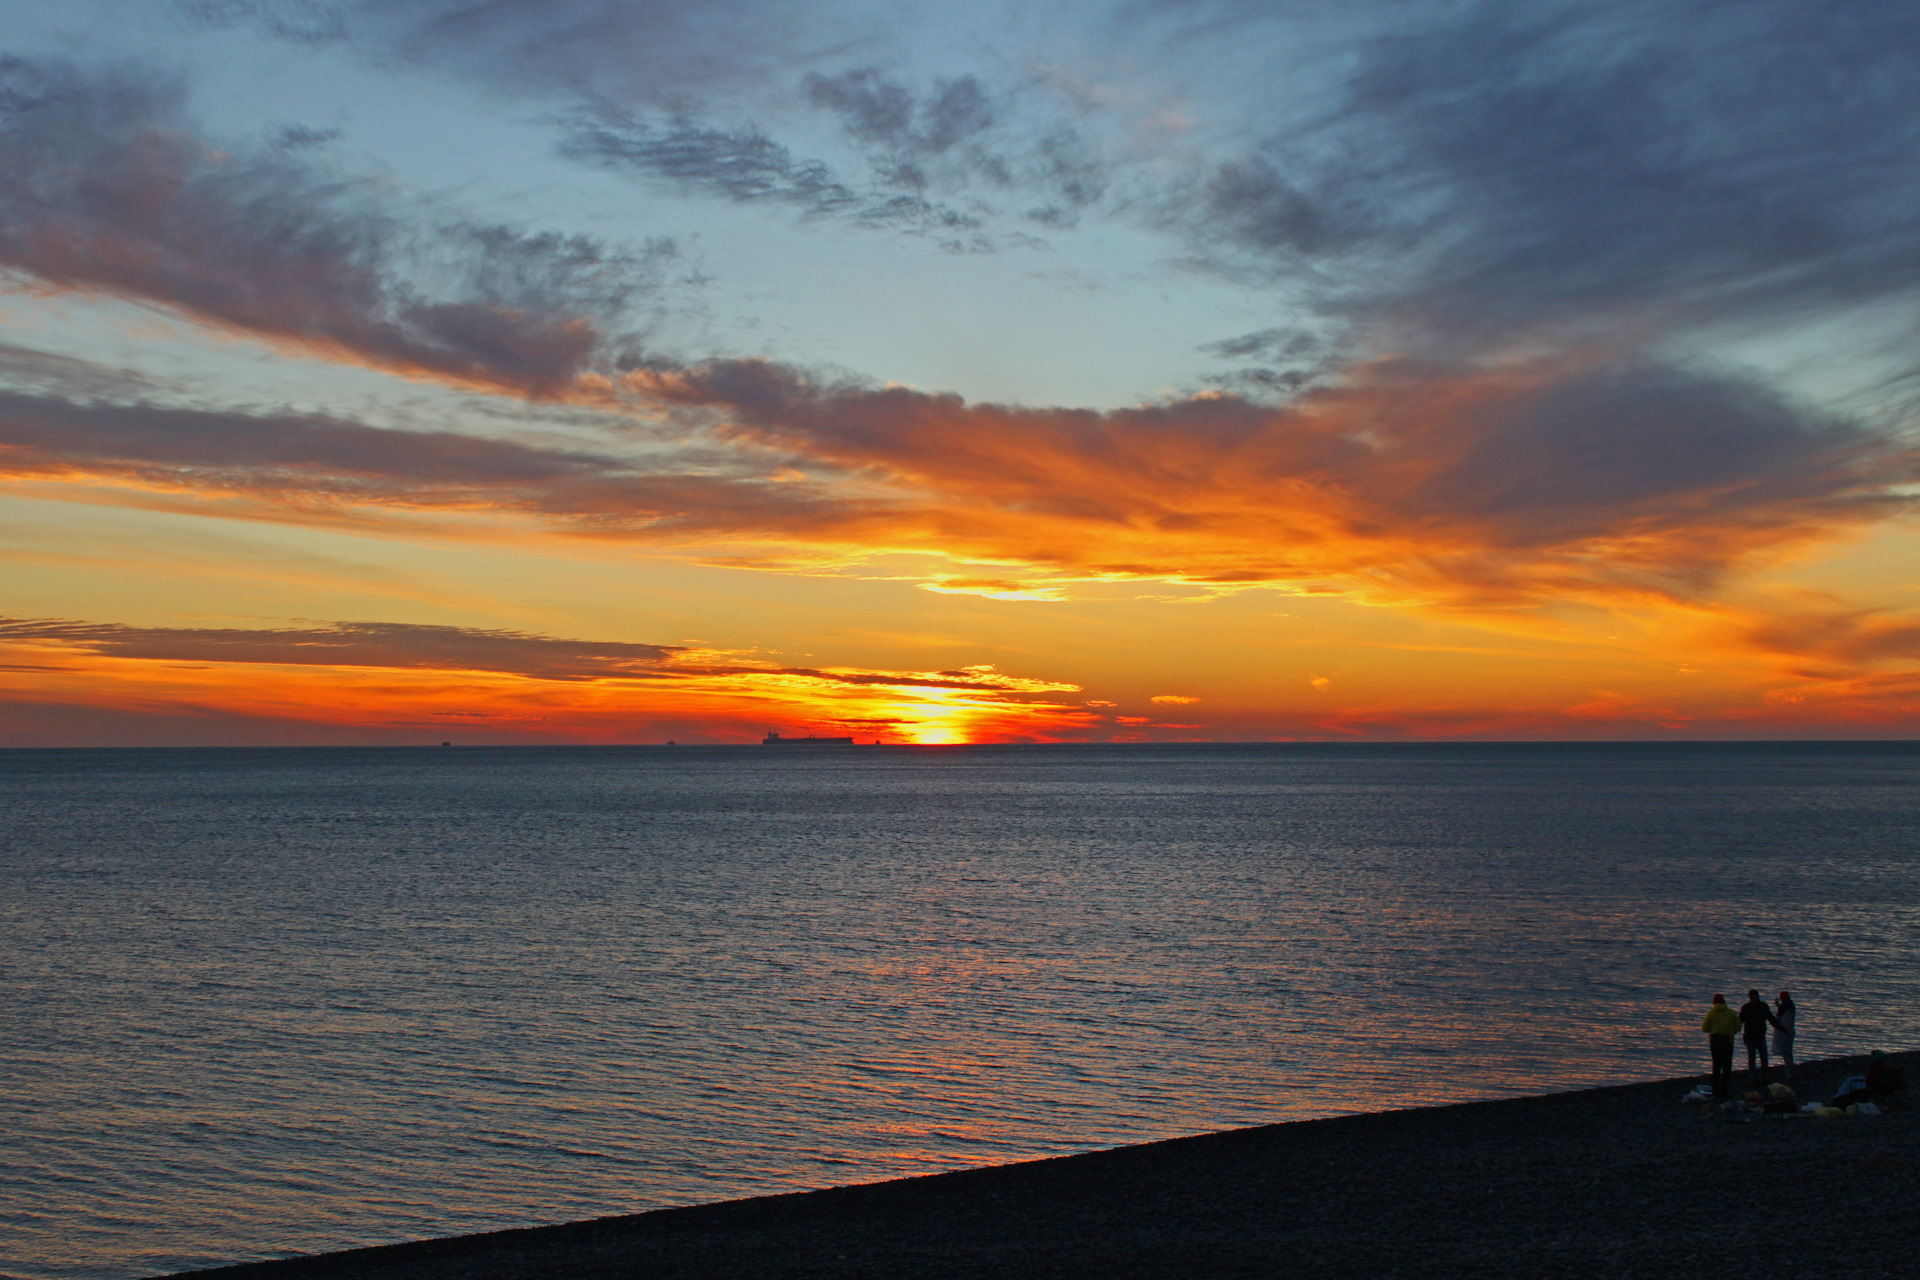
916;577;1067;601
8;50;1920;746
2;59;1914;658
8;613;1919;745
642;356;1918;610
12;345;1920;720
0;618;1094;746
1735;602;1920;669
10;354;1911;622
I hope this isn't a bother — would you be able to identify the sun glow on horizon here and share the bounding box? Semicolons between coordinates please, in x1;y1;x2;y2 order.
5;3;1920;745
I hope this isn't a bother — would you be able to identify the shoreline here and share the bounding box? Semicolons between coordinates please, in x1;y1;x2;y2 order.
175;1051;1916;1279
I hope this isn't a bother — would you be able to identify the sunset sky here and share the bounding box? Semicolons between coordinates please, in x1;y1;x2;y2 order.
4;0;1920;745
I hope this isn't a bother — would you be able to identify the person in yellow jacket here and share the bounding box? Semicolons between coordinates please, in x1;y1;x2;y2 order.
1702;994;1741;1097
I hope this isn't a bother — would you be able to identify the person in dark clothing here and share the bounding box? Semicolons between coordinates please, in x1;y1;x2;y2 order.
1702;994;1740;1098
1772;991;1797;1080
1865;1051;1904;1103
1739;988;1780;1079
1831;1051;1899;1108
1867;1052;1892;1094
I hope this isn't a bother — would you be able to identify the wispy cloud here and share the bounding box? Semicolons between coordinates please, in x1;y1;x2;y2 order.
632;354;1920;609
9;7;1920;732
559;68;1109;249
0;617;680;679
183;0;836;102
0;617;1082;694
557;109;999;248
0;382;876;536
0;614;1083;689
805;69;995;157
918;577;1067;602
0;55;679;396
561;114;861;213
189;1;1920;349
0;342;175;401
0;614;1091;743
7;348;1914;621
1731;602;1920;672
1170;0;1920;369
203;3;1111;246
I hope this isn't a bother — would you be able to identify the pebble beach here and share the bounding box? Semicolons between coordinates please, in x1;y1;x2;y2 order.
174;1051;1916;1280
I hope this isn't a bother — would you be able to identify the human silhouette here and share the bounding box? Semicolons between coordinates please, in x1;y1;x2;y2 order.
1772;991;1797;1080
1701;994;1740;1098
1738;989;1780;1080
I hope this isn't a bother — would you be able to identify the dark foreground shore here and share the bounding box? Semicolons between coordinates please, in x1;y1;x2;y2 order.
180;1053;1916;1280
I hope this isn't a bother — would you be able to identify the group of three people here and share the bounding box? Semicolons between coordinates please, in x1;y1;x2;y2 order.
1700;989;1795;1098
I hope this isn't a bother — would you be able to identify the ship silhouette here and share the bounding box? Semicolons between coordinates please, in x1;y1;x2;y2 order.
762;730;855;745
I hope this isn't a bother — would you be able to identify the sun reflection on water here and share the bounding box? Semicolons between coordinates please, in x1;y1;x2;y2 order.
4;743;1918;1280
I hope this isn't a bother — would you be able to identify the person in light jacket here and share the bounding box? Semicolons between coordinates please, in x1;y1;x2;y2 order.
1701;994;1741;1098
1772;991;1797;1080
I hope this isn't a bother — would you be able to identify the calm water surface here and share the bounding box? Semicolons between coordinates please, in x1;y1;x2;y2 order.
3;743;1917;1279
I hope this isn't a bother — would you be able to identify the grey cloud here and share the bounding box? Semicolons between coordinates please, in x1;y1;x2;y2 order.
560;63;1110;247
1184;0;1920;353
204;0;1920;344
0;617;681;680
0;615;1064;695
1741;607;1920;667
1028;129;1105;213
184;1;835;104
1393;363;1909;549
7;343;1914;605
0;382;884;538
806;70;1105;223
256;1;1920;340
0;695;453;747
0;388;623;484
921;78;995;153
188;5;1011;239
1199;367;1315;396
269;123;342;150
805;69;915;147
559;113;860;213
1197;154;1372;259
805;69;994;156
199;6;1118;248
1196;328;1332;396
0;55;677;396
0;343;173;402
638;349;1919;599
558;107;993;245
1198;328;1321;360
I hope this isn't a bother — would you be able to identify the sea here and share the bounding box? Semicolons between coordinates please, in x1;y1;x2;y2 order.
3;742;1917;1280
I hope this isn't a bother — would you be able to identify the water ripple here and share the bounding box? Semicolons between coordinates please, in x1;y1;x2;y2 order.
2;742;1917;1279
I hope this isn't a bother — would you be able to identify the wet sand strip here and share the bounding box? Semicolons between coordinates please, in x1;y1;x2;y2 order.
175;1052;1917;1280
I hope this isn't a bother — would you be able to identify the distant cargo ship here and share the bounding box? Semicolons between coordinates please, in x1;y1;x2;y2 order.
762;730;856;745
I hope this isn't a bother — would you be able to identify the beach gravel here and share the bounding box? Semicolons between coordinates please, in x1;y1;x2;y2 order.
175;1053;1917;1279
